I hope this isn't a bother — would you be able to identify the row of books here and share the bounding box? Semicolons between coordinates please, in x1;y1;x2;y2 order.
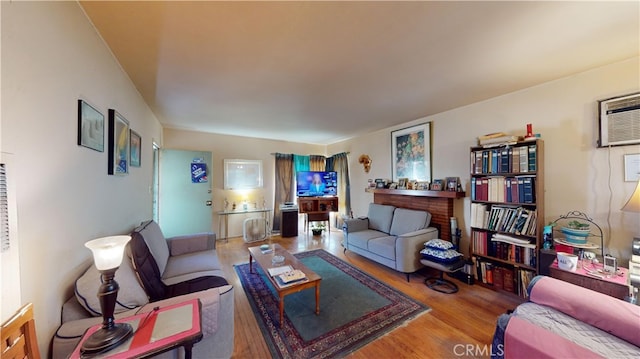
473;258;536;298
471;230;537;267
470;204;538;236
470;144;537;174
470;176;536;203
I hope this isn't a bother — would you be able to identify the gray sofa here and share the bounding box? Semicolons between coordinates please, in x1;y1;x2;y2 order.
52;220;234;359
343;203;439;281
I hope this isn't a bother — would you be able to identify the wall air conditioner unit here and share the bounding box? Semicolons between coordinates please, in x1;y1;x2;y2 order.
598;92;640;147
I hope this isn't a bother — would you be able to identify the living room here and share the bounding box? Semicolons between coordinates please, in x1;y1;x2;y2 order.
2;1;639;358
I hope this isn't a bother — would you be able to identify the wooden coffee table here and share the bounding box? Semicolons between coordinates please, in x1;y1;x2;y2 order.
248;244;322;325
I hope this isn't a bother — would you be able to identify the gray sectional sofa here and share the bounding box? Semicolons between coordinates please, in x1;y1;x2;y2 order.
52;220;234;359
343;203;439;281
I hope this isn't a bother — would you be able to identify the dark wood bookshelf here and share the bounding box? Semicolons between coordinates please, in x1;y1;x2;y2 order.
469;139;545;299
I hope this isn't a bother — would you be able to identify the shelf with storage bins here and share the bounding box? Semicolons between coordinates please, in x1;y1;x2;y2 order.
469;139;544;298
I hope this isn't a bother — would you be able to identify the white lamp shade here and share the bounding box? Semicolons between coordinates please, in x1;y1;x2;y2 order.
85;235;131;270
622;180;640;213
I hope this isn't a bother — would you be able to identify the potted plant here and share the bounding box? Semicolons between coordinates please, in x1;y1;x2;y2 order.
311;223;326;236
566;220;590;230
560;220;590;244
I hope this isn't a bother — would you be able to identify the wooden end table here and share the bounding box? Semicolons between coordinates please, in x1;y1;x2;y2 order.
70;299;202;359
248;244;322;325
549;261;630;300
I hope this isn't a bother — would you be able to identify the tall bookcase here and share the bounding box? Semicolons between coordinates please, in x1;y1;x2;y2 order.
469;139;544;298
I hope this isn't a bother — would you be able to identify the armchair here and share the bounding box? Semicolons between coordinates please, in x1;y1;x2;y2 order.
129;220;228;301
52;220;234;359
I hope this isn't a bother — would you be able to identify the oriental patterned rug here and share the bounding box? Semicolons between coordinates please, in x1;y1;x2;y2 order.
234;249;429;358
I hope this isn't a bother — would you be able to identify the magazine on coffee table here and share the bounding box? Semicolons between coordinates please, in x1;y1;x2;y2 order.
275;270;308;287
278;269;306;283
268;265;293;277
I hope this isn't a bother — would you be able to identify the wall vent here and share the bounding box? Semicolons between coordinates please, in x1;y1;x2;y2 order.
1;164;9;252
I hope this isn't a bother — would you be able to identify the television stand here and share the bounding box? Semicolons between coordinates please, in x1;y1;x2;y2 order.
298;197;338;233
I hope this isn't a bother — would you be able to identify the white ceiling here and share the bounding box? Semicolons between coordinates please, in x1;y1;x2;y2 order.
80;1;640;145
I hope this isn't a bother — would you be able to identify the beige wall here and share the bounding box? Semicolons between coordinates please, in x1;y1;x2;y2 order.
163;129;326;237
1;1;162;354
329;57;640;265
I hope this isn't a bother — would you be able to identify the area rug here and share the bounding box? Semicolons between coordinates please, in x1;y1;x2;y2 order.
234;249;430;358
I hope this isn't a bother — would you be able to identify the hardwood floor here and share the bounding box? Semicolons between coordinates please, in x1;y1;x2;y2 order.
216;228;522;358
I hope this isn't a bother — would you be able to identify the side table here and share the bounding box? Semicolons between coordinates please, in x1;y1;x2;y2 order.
70;299;202;359
549;261;630;300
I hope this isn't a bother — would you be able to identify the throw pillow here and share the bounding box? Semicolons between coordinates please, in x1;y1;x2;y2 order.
420;247;463;263
424;238;454;251
75;256;149;316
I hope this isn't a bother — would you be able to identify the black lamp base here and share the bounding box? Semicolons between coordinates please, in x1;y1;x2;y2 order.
81;322;133;356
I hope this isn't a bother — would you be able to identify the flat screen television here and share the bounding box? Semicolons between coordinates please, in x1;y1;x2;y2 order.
296;171;337;197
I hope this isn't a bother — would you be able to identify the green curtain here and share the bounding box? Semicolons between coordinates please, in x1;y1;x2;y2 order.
293;155;309;173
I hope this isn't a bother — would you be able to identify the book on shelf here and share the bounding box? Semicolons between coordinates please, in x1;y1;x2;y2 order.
470;143;537;175
518;269;535;298
500;148;510;173
503;269;515;293
472;229;537;267
476;206;537;236
528;145;537;172
519;147;528;173
471;176;535;203
510;147;520;173
477;132;522;146
493;266;504;290
471;177;476;200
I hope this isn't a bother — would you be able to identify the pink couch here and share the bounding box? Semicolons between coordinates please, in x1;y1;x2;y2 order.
492;275;640;358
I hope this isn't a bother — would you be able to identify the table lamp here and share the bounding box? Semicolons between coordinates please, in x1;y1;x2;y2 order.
622;180;640;293
622;179;640;213
81;235;133;356
621;179;640;249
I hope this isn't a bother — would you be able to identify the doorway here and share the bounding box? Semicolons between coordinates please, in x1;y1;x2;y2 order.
158;149;213;237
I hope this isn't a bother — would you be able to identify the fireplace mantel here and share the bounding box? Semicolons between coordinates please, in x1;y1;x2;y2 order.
365;188;465;241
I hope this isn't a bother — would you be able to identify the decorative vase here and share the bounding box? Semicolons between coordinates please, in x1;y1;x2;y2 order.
312;229;323;236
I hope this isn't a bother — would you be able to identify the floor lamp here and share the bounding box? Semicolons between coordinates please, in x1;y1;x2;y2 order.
81;235;134;356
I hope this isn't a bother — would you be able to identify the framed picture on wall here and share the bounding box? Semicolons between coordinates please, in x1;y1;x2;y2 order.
107;109;130;175
624;153;640;181
77;99;104;152
391;122;432;182
224;159;263;189
130;130;141;167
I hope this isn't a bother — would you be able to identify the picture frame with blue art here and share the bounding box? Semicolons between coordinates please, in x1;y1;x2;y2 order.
108;109;129;175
